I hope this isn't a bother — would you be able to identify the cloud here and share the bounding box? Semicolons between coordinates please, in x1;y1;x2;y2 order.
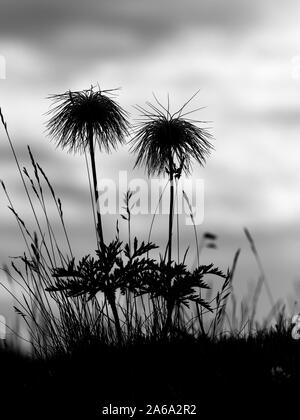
249;108;300;127
0;0;269;89
0;0;261;38
0;142;59;164
0;0;264;63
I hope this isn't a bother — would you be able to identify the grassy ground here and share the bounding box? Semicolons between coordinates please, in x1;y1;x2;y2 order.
0;327;298;418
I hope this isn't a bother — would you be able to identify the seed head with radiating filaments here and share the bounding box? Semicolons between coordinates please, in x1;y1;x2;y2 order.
130;92;214;264
130;93;213;176
46;87;129;153
46;86;130;247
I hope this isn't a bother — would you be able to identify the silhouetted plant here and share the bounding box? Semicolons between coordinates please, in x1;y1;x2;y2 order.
130;92;213;264
121;189;136;257
0;106;112;355
47;238;158;344
144;260;226;336
48;236;225;340
213;249;240;337
46;86;129;246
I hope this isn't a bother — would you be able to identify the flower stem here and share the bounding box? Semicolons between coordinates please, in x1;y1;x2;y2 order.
88;125;104;247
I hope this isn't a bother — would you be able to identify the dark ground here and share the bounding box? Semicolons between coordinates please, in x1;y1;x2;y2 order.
0;330;298;419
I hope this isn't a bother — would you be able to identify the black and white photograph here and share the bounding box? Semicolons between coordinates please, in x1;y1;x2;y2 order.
0;0;299;417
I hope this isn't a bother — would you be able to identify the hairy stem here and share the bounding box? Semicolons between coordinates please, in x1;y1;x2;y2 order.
88;125;104;246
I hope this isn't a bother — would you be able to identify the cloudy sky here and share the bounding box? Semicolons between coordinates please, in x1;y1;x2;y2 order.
1;0;300;323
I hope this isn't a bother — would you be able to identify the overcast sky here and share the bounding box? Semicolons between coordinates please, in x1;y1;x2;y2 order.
1;0;300;323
